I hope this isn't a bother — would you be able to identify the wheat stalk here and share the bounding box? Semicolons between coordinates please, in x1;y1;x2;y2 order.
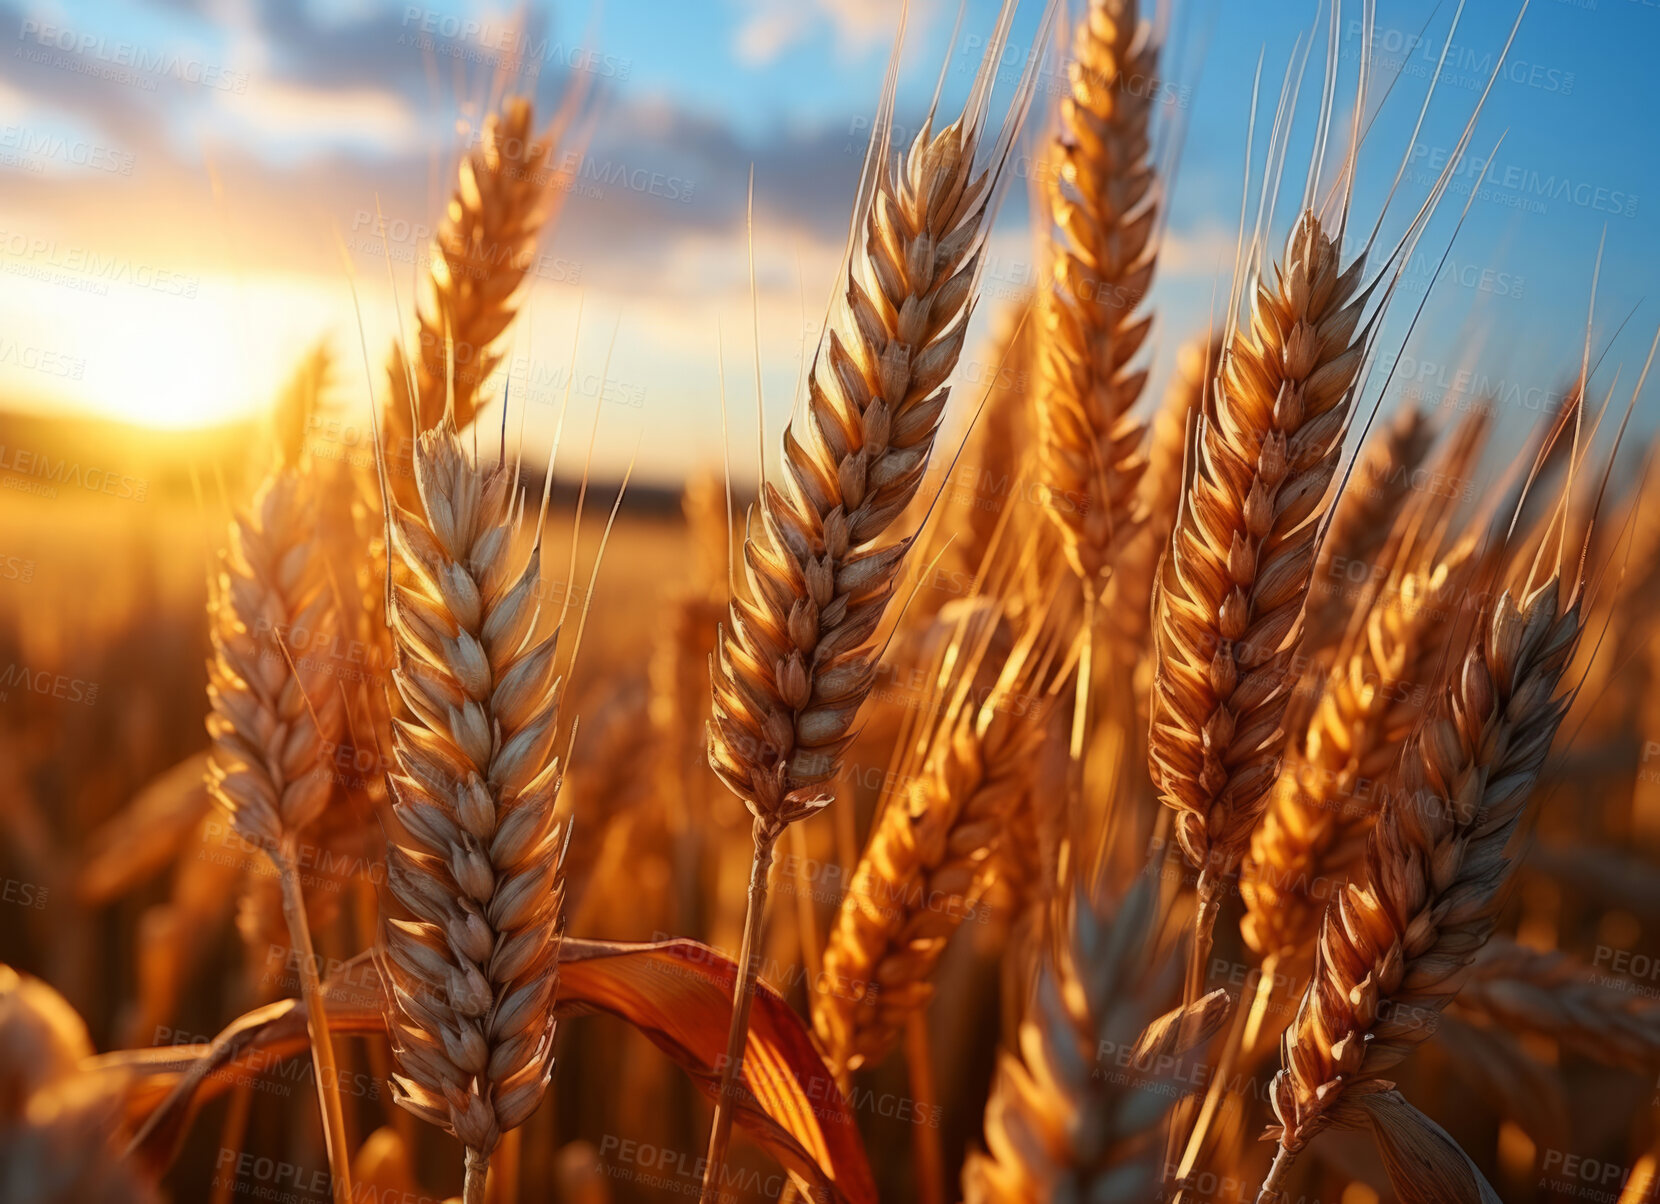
699;10;1045;1190
381;96;568;506
813;594;1062;1080
1148;210;1370;979
1035;0;1159;588
376;419;567;1204
1453;937;1660;1069
1260;569;1585;1199
205;352;353;1204
962;876;1229;1202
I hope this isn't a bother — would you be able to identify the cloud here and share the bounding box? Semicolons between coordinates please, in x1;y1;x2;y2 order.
210;79;423;155
731;0;907;66
1158;221;1242;277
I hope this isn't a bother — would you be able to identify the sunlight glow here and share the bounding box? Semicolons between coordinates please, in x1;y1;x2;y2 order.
0;271;392;430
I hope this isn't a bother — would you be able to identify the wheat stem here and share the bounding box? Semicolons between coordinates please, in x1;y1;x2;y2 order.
274;840;354;1204
463;1147;490;1204
906;1014;946;1204
1256;1144;1294;1203
701;817;779;1201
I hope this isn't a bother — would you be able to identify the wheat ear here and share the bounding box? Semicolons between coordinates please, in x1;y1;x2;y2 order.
376;419;567;1204
1035;0;1159;588
205;352;352;1204
699;7;1047;1189
1241;533;1476;966
952;308;1035;574
962;876;1229;1202
1259;570;1585;1199
0;966;158;1203
1148;210;1370;977
813;593;1064;1079
1110;332;1224;671
1301;404;1437;651
381;96;567;505
1453;937;1660;1070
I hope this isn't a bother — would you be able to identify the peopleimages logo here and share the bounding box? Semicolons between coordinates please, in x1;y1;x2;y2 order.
16;19;250;92
1406;145;1639;218
0;445;148;501
0;125;136;175
0;230;200;298
398;8;633;79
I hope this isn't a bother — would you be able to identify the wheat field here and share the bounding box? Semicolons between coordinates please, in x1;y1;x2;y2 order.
4;1;1660;1203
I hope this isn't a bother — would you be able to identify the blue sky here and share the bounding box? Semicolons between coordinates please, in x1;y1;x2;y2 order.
0;0;1655;484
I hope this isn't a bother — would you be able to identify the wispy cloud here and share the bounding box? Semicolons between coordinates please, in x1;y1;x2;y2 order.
730;0;910;66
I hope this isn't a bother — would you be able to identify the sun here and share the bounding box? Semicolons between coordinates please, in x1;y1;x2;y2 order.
0;271;379;431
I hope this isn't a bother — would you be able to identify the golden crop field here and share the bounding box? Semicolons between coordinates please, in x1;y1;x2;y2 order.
4;2;1660;1203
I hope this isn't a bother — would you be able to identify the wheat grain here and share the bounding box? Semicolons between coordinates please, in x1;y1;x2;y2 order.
381;96;566;507
1148;210;1370;952
1260;570;1585;1197
1034;0;1159;588
708;125;1010;833
1238;397;1498;966
962;877;1229;1202
376;419;567;1204
208;356;345;852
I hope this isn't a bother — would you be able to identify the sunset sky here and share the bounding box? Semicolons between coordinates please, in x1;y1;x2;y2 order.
1;0;1657;486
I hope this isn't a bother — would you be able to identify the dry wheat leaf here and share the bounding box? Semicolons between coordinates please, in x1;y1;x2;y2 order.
111;940;874;1203
558;938;877;1204
1360;1090;1502;1204
76;752;212;904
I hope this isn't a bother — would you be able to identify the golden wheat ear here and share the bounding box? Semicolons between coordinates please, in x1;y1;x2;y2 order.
1452;938;1660;1069
1260;320;1660;1202
1147;1;1521;991
1239;404;1488;967
707;0;1058;834
813;556;1073;1081
1302;402;1438;650
1034;0;1163;588
205;348;355;1203
379;91;582;509
963;873;1230;1201
375;419;569;1204
699;2;1061;1192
